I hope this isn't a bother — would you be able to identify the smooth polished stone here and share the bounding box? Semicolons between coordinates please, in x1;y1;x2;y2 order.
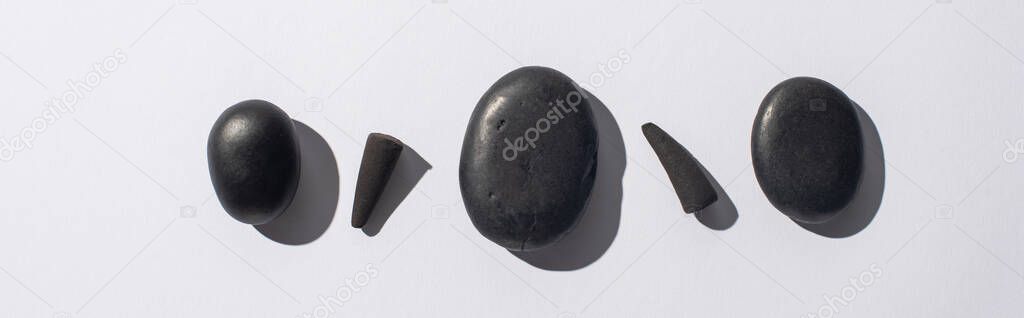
351;133;404;228
459;66;598;251
642;123;717;213
208;100;301;225
752;77;863;224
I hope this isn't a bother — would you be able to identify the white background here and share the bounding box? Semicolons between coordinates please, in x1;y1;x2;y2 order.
2;0;1023;317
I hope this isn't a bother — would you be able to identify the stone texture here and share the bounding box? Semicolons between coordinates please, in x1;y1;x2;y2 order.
752;77;864;224
208;100;301;225
641;123;717;213
351;133;404;228
459;66;598;251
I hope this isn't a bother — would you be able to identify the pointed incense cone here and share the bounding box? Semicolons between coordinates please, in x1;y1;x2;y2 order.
642;123;718;213
351;133;404;228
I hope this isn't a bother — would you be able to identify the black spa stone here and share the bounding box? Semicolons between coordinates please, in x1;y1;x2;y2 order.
641;123;717;213
351;133;404;228
751;77;863;224
208;100;301;225
459;66;598;251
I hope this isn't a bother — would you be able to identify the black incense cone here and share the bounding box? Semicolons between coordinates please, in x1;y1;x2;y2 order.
352;133;404;228
642;123;718;213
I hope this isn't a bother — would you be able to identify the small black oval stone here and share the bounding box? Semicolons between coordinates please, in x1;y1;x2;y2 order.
459;66;598;251
752;77;863;224
208;100;301;225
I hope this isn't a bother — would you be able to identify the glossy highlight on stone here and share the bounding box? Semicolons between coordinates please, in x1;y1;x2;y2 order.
459;66;598;251
208;100;301;225
351;133;404;228
642;123;717;213
752;77;864;224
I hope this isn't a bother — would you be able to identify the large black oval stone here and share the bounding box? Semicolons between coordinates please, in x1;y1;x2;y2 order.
752;77;863;224
208;100;301;225
459;66;598;251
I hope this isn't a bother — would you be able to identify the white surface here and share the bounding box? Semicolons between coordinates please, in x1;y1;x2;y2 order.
1;0;1023;317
